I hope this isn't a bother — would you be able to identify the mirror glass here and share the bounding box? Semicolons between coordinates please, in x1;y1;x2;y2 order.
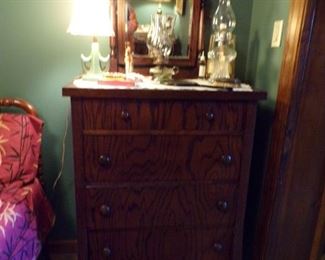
126;0;193;58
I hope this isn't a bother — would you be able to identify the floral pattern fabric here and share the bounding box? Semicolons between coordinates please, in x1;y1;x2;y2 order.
0;113;54;259
0;114;42;204
0;200;41;259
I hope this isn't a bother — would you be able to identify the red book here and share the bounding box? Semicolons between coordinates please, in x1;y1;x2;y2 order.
98;78;135;87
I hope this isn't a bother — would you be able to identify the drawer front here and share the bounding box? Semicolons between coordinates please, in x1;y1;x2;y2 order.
88;228;232;260
82;99;244;132
86;184;237;229
83;135;242;183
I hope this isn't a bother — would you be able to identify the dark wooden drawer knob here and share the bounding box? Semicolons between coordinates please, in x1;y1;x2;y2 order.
221;154;232;165
217;200;229;212
100;204;111;216
98;155;111;168
103;247;112;257
205;112;215;121
121;110;130;121
213;242;224;252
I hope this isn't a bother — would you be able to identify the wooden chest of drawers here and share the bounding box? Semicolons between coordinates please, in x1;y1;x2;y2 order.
63;84;265;260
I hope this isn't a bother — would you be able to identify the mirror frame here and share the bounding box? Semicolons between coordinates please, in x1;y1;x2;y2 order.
114;0;204;76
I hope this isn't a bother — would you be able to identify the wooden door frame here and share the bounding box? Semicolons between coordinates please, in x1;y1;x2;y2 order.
254;0;321;258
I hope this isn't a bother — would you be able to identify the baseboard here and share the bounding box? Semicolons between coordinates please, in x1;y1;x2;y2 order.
46;239;77;255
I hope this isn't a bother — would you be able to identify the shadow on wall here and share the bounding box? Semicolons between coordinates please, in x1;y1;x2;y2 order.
42;122;76;239
245;31;260;86
50;178;76;239
243;105;274;260
243;29;280;260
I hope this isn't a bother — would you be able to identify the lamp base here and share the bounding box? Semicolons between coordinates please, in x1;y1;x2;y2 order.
81;73;104;81
81;39;109;80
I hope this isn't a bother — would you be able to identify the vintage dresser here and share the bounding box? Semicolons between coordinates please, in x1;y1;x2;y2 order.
63;82;266;260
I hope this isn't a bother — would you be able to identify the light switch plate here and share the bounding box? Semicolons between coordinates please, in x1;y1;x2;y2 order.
271;20;284;48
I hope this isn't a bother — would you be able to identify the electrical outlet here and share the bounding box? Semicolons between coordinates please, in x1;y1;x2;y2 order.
271;20;284;48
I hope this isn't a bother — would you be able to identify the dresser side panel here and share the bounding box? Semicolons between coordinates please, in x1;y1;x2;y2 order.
232;102;258;260
70;98;88;260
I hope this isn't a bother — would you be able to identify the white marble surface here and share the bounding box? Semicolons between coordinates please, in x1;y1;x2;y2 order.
73;76;253;92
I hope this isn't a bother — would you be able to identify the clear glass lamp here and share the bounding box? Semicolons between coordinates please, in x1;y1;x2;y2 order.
67;0;115;80
209;0;237;81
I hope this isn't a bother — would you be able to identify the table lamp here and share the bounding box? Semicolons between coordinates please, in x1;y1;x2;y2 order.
67;0;115;80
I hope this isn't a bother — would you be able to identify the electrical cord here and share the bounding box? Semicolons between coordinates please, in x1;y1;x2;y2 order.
52;108;69;191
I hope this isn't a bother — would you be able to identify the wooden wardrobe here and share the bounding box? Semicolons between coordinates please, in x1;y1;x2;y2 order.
255;0;325;259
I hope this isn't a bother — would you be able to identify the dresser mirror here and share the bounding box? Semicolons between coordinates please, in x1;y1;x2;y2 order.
115;0;204;76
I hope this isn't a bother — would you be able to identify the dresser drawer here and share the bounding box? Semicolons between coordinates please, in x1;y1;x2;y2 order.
85;184;237;229
83;135;242;183
82;99;244;132
88;227;232;260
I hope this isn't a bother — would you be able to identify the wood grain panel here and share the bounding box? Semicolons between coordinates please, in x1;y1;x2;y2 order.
255;0;325;259
83;135;242;183
87;227;232;260
197;228;234;260
86;184;237;229
82;99;244;132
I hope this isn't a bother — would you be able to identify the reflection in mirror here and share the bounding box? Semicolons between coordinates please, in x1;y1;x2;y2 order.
117;0;202;76
126;0;193;58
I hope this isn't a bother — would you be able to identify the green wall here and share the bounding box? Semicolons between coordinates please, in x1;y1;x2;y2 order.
0;0;290;243
244;0;290;259
0;0;103;239
246;0;290;105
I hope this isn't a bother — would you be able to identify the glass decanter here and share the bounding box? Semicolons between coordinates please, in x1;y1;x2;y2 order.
147;11;176;65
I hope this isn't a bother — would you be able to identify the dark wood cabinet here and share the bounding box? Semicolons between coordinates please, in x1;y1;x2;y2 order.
63;84;265;260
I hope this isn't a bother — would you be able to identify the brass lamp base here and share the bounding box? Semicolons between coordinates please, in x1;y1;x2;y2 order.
149;65;179;84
